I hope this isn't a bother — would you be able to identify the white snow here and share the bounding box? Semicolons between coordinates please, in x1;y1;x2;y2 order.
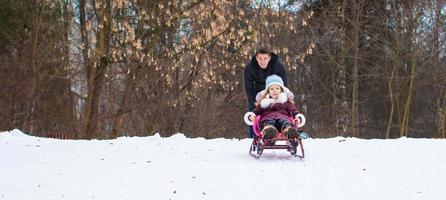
1;129;446;200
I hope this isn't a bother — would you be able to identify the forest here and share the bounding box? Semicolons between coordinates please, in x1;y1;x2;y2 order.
0;0;445;139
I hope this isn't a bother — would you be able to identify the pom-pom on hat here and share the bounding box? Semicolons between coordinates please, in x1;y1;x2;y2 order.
265;74;285;90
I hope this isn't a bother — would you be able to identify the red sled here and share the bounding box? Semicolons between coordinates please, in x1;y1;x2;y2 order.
248;115;305;159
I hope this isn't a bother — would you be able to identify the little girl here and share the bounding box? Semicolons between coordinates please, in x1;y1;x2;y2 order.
249;75;300;140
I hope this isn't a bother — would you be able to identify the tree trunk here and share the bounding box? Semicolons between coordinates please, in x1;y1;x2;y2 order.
83;0;111;139
349;0;363;138
23;3;44;134
78;0;89;138
399;3;421;138
386;61;398;139
434;0;445;138
400;48;417;137
110;67;134;138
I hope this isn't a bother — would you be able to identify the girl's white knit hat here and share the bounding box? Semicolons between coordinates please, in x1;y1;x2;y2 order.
265;74;285;90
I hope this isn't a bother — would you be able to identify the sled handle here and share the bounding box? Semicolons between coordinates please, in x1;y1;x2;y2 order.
295;113;306;128
244;112;256;126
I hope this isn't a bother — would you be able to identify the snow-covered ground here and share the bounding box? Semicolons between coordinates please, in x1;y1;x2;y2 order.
1;129;446;200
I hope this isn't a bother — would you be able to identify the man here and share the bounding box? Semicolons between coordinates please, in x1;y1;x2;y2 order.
244;48;288;138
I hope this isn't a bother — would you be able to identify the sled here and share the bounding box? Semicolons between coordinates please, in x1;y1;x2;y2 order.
245;113;307;159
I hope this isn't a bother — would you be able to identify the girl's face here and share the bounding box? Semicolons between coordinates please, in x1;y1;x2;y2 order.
268;84;282;99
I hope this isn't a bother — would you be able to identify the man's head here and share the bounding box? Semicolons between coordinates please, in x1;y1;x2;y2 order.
255;48;271;69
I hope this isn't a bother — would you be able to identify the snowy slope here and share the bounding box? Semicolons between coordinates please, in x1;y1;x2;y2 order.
1;129;446;200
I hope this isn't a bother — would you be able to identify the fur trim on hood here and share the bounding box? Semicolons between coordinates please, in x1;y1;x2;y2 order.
260;92;288;108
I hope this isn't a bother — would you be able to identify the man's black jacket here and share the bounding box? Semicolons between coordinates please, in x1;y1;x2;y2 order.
244;53;288;109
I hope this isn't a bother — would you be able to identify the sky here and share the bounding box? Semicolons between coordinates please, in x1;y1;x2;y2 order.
1;129;446;200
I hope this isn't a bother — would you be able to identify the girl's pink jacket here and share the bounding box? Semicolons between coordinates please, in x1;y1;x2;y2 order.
252;101;299;125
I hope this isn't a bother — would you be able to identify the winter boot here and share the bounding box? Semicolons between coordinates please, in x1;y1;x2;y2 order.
262;126;277;140
284;127;299;139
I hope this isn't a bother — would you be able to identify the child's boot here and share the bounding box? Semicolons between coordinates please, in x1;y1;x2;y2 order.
262;126;277;140
284;127;299;139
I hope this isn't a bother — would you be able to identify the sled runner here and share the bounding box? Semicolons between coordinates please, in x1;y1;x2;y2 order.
244;112;308;159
